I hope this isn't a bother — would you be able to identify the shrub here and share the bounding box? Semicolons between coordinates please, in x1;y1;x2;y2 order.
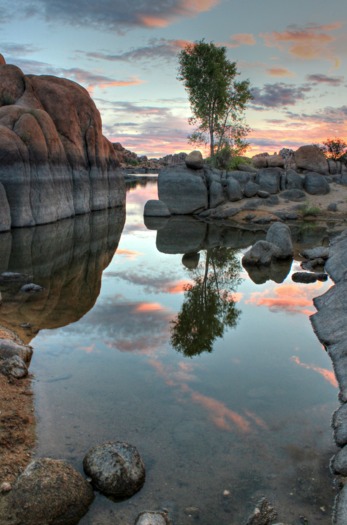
322;138;347;160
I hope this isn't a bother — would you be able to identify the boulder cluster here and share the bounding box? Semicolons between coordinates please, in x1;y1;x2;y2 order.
0;54;125;231
309;232;347;524
144;147;347;219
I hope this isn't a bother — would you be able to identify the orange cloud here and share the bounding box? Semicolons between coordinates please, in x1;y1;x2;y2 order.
267;67;295;77
260;22;342;65
138;0;220;27
165;279;193;294
246;283;324;316
117;248;142;260
134;302;165;313
88;77;143;94
226;33;256;48
291;356;338;388
230;292;243;303
190;391;251;432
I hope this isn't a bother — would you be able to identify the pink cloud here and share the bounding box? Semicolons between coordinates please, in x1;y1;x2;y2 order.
260;22;342;65
225;33;256;48
291;356;338;388
267;67;295;77
138;0;220;27
246;283;324;316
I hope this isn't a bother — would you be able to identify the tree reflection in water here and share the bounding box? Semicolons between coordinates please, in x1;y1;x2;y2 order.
171;246;242;357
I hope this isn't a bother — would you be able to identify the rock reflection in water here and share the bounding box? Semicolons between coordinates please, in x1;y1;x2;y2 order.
0;207;125;343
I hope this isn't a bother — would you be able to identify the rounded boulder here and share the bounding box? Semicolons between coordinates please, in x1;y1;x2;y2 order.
7;458;94;525
83;441;145;499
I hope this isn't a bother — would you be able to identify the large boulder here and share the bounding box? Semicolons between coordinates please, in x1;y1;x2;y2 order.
6;458;94;525
209;180;225;208
226;178;243;201
158;165;208;214
83;441;145;499
285;169;304;189
0;56;125;228
266;222;293;258
256;168;282;194
143;200;171;217
294;145;328;174
304;172;330;195
242;240;282;266
185;150;203;170
0;182;10;232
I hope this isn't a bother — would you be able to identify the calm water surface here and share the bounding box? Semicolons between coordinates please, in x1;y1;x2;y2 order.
26;181;339;524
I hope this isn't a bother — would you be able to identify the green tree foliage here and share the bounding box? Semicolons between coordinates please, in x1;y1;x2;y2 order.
177;40;252;159
322;138;347;160
170;247;242;357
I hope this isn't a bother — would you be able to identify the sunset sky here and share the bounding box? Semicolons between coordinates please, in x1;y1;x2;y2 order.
1;0;346;157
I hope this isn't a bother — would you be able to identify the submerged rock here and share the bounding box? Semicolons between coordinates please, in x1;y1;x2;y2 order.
6;458;94;525
135;511;171;525
245;497;277;525
83;441;145;498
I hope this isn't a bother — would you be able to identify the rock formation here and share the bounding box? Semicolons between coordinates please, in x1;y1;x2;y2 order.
0;56;125;230
144;147;347;221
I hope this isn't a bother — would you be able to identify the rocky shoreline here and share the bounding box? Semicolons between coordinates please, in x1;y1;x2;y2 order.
310;231;347;524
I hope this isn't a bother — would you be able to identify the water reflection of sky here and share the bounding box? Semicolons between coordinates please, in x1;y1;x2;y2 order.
32;182;337;525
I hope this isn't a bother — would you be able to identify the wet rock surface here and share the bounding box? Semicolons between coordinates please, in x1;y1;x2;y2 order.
83;441;145;498
5;458;94;525
245;497;277;525
0;355;28;379
310;229;347;522
135;510;171;525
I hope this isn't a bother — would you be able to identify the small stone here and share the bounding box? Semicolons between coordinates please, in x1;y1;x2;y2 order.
0;482;12;493
20;283;43;293
223;490;230;496
184;506;199;517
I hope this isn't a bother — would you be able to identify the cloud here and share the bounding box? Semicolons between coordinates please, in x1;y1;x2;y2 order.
246;283;324;316
0;43;41;56
82;38;190;63
260;22;342;65
60;68;144;94
291;356;337;388
286;105;347;125
267;67;295;78
115;249;143;260
251;82;312;108
306;73;344;86
20;0;220;30
104;269;192;295
225;33;256;48
60;294;173;354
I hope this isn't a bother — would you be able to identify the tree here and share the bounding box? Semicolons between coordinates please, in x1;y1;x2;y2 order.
170;247;242;357
322;138;347;160
177;40;252;159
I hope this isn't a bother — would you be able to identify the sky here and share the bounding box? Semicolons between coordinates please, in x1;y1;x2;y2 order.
0;0;346;157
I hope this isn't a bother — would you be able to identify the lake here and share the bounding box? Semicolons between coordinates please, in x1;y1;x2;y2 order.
1;179;340;524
